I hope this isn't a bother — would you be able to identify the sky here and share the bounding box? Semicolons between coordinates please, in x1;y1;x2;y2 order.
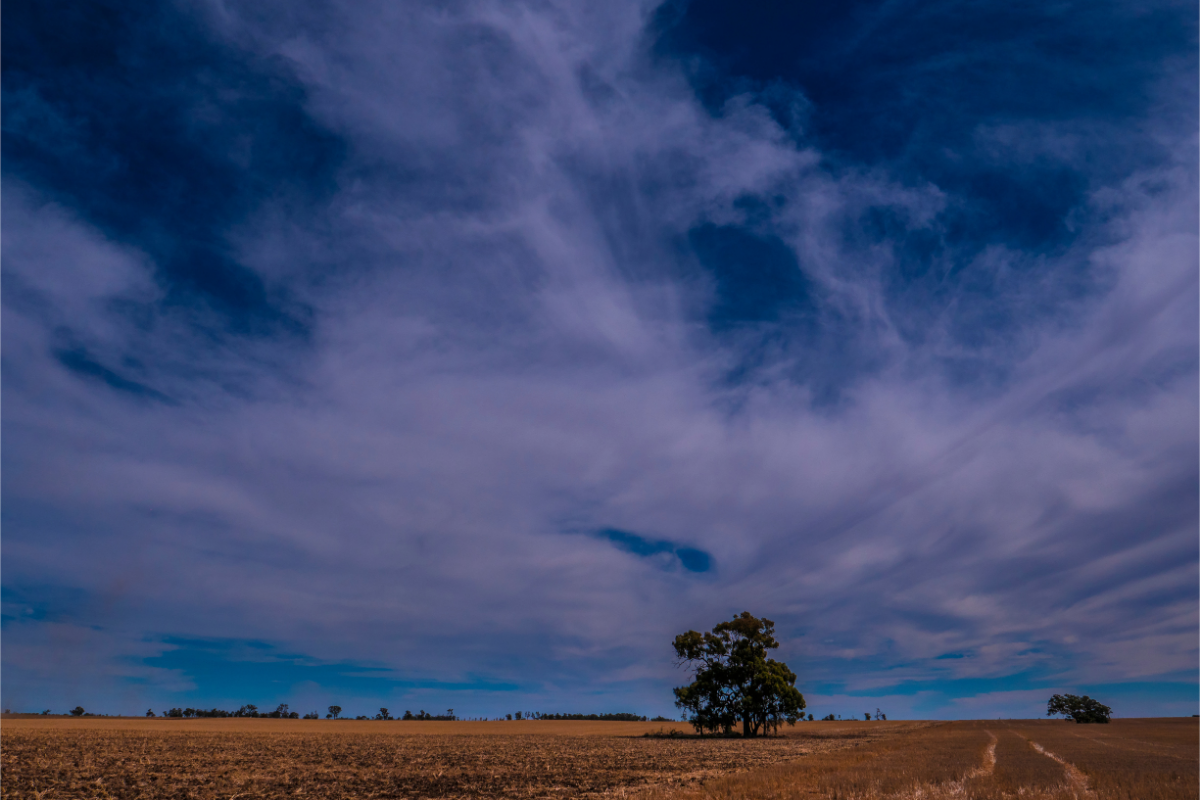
1;0;1196;721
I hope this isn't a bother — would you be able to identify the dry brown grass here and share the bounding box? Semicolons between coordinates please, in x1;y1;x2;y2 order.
636;719;1198;800
0;718;879;799
2;717;1193;799
1011;718;1198;800
0;717;697;737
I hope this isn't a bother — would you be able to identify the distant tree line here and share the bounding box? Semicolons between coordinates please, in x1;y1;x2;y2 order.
516;712;650;721
150;703;300;719
813;711;887;721
400;709;457;720
57;704;670;721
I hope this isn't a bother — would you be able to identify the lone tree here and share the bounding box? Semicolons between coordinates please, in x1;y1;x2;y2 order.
672;611;805;737
1047;694;1111;724
327;705;342;719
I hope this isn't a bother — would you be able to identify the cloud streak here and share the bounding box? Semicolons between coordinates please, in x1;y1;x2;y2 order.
2;0;1196;719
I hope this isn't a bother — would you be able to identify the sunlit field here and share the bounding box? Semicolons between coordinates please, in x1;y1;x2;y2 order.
1;716;1194;799
642;718;1198;800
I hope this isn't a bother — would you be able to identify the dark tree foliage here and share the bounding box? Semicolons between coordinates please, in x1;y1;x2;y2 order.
70;706;85;717
196;708;234;717
1047;693;1111;723
672;612;805;737
400;709;456;720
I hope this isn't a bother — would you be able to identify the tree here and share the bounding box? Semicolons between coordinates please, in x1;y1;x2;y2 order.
327;705;342;719
70;706;86;717
672;612;806;737
1047;694;1111;724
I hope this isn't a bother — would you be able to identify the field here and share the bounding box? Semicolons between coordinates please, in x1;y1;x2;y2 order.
1;717;1194;799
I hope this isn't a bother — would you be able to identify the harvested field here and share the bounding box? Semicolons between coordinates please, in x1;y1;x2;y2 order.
0;718;895;799
639;718;1197;800
1;717;1194;799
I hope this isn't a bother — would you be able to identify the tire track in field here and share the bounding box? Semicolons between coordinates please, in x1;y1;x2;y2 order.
970;730;998;779
1027;740;1098;800
900;730;996;799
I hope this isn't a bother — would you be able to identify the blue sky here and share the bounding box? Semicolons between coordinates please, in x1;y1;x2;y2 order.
2;0;1196;721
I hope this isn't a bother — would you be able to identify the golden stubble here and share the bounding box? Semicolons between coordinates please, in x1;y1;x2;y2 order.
0;718;889;799
1;718;1194;799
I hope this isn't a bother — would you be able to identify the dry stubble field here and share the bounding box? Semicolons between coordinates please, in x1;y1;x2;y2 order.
1;716;1195;800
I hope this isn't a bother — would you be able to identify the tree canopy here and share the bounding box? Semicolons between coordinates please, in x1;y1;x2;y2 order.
1047;694;1111;723
672;611;805;737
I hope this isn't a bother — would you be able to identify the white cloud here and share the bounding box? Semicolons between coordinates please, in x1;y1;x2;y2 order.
2;0;1195;716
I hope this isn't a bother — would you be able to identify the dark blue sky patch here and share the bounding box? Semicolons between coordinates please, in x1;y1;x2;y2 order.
140;638;520;706
2;1;344;336
675;548;712;573
834;671;1045;698
654;0;1194;164
655;0;1196;336
687;223;814;331
0;584;92;626
594;528;714;573
55;345;176;404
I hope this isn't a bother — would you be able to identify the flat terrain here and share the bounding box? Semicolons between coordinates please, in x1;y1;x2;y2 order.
642;718;1198;800
1;717;1194;799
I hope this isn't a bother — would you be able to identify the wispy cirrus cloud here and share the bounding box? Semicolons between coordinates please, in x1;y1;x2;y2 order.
2;0;1195;719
